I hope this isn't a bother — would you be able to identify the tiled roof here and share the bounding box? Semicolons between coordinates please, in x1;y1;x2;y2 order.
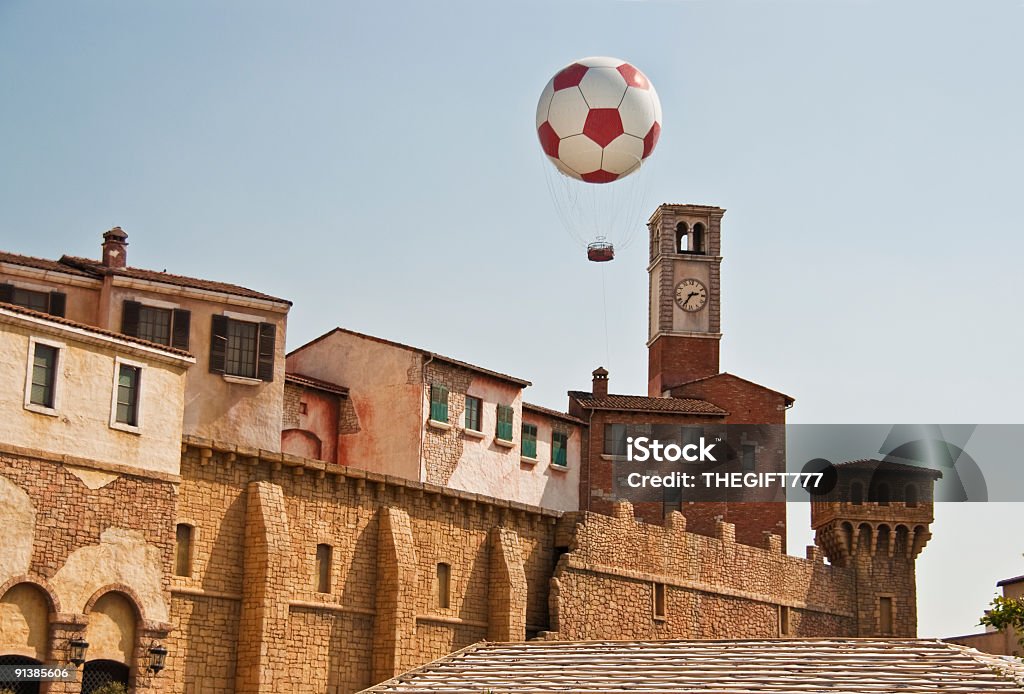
360;639;1024;693
285;372;349;397
835;459;944;479
0;250;95;277
0;301;194;359
58;256;291;304
670;372;795;406
522;402;585;426
568;391;728;416
291;327;532;387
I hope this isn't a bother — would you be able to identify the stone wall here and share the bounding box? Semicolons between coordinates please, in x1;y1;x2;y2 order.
550;502;857;641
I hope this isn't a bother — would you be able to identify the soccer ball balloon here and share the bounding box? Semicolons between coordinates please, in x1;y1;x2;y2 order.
536;56;662;183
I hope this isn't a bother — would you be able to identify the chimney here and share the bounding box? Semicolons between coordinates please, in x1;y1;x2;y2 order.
592;366;609;398
102;227;128;269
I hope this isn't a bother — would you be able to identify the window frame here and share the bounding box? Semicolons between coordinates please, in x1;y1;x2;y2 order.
551;430;569;468
521;422;538;460
210;313;276;383
109;356;144;433
603;423;627;456
464;394;482;432
1;281;66;317
436;562;451;609
495;404;514;442
430;383;450;424
24;336;64;416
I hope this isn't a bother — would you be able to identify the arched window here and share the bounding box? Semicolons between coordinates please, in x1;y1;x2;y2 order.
675;222;688;253
905;484;918;508
850;481;864;506
81;660;130;694
0;655;43;694
692;222;706;254
876;483;890;506
436;563;451;609
315;544;332;593
175;523;194;577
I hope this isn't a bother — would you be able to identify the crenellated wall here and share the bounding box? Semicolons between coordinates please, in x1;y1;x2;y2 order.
550;501;857;641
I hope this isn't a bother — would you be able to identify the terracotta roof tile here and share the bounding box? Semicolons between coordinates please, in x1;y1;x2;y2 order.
360;638;1024;693
285;372;349;397
569;390;728;416
58;255;291;304
835;459;944;479
670;372;795;405
522;402;585;426
0;301;194;359
291;327;531;387
0;250;96;278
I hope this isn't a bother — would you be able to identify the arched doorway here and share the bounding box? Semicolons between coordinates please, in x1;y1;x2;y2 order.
0;655;42;694
81;659;130;694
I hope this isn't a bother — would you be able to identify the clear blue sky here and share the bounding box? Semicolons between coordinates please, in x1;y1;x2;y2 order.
1;0;1021;638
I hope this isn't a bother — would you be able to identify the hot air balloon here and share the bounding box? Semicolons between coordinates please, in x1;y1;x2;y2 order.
536;57;662;261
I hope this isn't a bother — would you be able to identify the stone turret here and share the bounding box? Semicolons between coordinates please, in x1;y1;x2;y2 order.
811;459;942;637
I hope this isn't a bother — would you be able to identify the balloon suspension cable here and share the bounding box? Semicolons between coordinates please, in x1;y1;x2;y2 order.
601;263;611;370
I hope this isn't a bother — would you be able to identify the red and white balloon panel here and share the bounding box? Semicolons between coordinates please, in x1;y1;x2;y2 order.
536;56;662;183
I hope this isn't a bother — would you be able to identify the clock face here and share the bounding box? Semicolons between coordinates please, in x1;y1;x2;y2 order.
674;279;708;312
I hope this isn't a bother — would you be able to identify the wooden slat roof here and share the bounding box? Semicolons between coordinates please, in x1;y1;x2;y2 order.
360;639;1024;693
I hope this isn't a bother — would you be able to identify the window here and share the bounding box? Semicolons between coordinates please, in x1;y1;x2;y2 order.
675;222;688;253
850;481;864;506
114;364;141;426
653;582;667;619
603;423;627;456
0;282;65;317
436;563;451;609
879;597;893;634
210;315;276;381
876;483;891;506
552;431;568;467
779;606;791;636
522;423;538;459
496;404;514;441
121;300;191;350
464;395;482;431
315;544;332;593
905;484;918;508
430;384;449;423
29;342;58;409
175;524;193;577
692;222;706;254
741;443;756;472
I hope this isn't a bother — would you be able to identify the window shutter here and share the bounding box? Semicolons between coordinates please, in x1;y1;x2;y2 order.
121;300;141;337
0;283;12;303
210;315;228;374
257;322;276;381
171;309;191;350
47;291;66;317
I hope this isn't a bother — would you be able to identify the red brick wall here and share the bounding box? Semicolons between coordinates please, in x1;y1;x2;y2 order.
648;335;720;396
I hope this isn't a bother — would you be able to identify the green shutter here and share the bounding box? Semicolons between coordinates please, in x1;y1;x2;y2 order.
552;432;568;467
522;423;537;458
430;384;449;423
496;405;513;441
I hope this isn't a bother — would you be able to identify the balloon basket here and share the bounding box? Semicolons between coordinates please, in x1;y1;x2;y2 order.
587;241;615;262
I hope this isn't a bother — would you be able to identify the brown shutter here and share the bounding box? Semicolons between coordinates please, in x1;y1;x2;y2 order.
171;309;191;351
209;315;228;374
0;283;13;303
257;322;276;382
121;300;141;336
47;292;66;317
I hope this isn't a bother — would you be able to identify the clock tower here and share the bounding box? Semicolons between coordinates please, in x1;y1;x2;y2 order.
647;203;725;396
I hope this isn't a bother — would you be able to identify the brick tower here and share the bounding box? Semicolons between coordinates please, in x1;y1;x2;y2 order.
811;460;942;637
647;204;725;396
